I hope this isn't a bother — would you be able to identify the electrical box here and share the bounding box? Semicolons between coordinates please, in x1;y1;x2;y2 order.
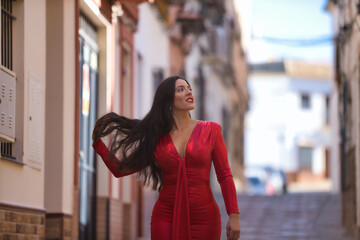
0;67;16;142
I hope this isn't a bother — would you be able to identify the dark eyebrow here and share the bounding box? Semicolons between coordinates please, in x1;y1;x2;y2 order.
176;85;190;89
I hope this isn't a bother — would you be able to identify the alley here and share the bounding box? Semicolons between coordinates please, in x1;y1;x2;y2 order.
215;193;352;240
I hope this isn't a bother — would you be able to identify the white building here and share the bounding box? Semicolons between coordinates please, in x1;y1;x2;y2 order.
134;3;170;239
183;0;249;192
245;61;336;190
134;4;170;119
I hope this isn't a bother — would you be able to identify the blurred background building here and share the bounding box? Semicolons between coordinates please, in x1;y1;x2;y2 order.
246;60;334;194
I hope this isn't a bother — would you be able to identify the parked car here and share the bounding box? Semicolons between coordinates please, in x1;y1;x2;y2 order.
245;166;287;195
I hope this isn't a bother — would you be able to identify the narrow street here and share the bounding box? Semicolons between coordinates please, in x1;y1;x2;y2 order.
215;193;352;240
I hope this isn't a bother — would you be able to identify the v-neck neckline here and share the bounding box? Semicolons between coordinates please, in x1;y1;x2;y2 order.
168;120;201;159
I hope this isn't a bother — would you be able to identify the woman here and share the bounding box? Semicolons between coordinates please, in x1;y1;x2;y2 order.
92;76;241;240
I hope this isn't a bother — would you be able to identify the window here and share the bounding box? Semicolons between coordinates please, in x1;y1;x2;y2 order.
222;107;230;146
0;142;12;157
298;147;313;170
300;94;311;109
1;0;16;70
0;0;15;160
325;95;330;124
152;68;164;90
122;45;132;116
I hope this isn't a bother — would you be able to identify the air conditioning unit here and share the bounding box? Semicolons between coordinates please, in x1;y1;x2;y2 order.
0;67;16;143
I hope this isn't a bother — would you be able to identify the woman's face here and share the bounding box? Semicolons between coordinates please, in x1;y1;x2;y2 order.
173;79;195;112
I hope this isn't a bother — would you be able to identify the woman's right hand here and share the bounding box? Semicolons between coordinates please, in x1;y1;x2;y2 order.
92;129;99;142
226;213;240;240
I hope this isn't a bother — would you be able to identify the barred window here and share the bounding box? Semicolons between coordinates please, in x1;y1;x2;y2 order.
1;0;16;70
0;0;15;160
0;142;12;158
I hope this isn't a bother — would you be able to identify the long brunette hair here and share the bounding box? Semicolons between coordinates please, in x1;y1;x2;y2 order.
92;76;188;191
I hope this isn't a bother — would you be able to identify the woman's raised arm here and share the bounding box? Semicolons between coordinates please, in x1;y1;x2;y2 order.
93;139;139;178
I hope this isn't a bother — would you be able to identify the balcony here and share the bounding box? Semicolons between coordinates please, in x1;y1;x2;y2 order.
202;17;232;65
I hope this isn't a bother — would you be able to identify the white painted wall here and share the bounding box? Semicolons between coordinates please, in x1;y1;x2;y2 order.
245;74;332;177
184;39;202;120
201;64;234;192
134;3;169;119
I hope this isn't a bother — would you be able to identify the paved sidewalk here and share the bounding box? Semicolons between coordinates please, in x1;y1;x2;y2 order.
215;192;353;240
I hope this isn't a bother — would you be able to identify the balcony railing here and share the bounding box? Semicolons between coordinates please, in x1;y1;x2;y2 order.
204;17;232;63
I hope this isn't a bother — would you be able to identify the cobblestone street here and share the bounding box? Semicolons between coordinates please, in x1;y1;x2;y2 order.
215;193;353;240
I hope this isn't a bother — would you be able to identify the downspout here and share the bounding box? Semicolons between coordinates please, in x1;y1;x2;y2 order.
340;73;347;191
198;64;205;120
106;198;110;240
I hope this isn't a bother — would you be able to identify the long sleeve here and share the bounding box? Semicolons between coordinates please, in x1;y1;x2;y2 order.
93;139;139;178
211;124;239;215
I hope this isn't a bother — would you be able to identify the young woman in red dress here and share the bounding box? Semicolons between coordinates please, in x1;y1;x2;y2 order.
92;76;241;240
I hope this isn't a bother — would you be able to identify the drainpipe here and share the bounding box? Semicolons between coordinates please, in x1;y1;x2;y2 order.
198;64;205;120
106;198;110;240
340;73;347;191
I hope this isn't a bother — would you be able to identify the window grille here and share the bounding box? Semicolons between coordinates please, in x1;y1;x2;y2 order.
1;0;16;70
0;142;12;158
0;0;15;159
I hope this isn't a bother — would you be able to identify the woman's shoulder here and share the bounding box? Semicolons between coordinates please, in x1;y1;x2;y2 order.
197;120;221;130
196;121;222;144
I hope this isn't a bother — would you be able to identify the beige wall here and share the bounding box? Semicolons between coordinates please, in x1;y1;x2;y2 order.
44;0;75;214
62;0;76;215
44;0;64;212
169;40;184;75
0;0;46;209
96;25;112;197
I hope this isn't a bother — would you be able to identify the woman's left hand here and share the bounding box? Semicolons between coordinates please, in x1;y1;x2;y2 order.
226;213;240;240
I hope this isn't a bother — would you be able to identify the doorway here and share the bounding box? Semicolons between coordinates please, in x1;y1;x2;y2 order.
78;14;99;240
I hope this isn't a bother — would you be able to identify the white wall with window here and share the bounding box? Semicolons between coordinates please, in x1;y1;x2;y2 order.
134;3;169;119
245;63;333;187
134;4;170;239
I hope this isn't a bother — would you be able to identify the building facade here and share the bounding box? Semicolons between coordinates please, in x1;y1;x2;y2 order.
245;61;335;193
183;0;249;192
327;0;360;238
0;0;49;238
134;2;170;238
0;0;143;239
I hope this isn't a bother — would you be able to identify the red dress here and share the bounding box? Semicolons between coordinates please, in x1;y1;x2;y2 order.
93;121;239;240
